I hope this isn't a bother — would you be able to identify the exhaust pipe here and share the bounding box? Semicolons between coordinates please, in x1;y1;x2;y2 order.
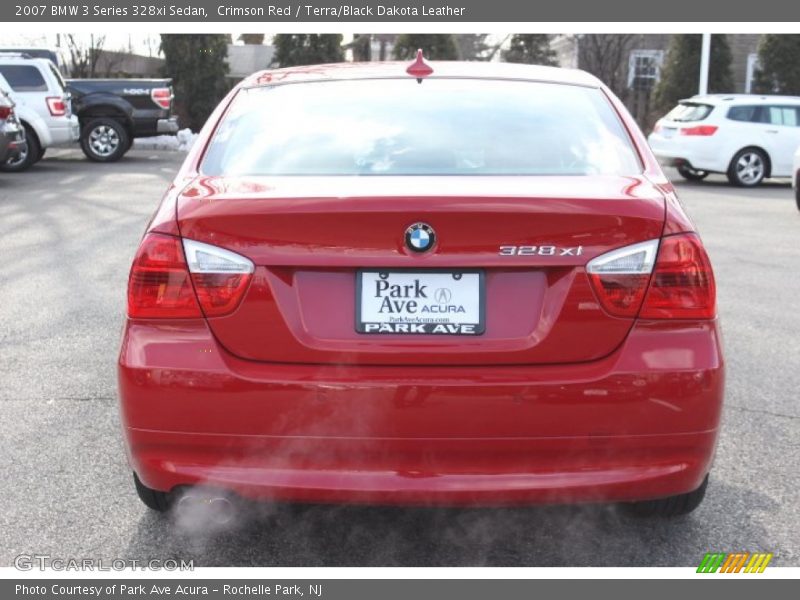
174;491;236;526
208;496;235;525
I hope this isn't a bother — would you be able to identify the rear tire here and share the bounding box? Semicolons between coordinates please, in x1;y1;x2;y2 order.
677;164;709;181
795;173;800;212
727;148;767;187
133;472;170;512
622;475;709;517
1;124;40;172
80;117;129;162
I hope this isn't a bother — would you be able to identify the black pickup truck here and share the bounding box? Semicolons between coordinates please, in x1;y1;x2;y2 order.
66;78;179;162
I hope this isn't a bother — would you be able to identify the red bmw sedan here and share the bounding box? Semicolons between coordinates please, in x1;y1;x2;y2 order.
119;56;723;517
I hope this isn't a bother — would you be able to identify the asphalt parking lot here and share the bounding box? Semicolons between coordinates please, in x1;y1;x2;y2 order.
0;149;798;568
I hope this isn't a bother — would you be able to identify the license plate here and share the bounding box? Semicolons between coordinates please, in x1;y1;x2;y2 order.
356;270;485;335
662;127;678;139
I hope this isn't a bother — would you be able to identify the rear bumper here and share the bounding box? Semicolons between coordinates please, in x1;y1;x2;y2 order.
0;126;26;162
46;116;80;146
9;138;28;161
156;117;179;134
118;319;724;506
647;133;726;173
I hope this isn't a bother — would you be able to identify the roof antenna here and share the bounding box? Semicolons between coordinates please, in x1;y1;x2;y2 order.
406;49;433;84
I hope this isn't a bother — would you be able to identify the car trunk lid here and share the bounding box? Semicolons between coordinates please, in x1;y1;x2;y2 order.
176;174;666;366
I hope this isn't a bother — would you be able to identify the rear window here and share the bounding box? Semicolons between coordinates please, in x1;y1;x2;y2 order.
47;62;65;91
202;79;642;177
0;64;47;92
665;102;714;122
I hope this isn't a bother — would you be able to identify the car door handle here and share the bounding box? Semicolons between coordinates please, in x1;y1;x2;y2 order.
765;129;779;134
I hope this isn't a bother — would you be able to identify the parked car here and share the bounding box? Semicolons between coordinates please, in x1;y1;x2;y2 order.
794;145;800;210
67;78;179;162
0;87;27;165
120;58;723;518
0;47;67;74
0;54;79;171
648;94;800;187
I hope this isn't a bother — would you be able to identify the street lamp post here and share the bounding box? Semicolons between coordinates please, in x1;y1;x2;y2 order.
699;33;711;95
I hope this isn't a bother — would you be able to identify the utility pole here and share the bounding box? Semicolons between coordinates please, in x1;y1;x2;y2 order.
699;33;711;95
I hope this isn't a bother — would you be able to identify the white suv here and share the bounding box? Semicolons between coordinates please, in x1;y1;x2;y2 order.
648;94;800;187
0;53;79;171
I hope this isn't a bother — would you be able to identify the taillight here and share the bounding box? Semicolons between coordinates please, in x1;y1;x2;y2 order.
151;87;173;110
0;105;12;120
127;235;253;319
587;239;659;318
46;96;67;117
680;125;718;136
640;234;716;319
182;238;254;317
587;234;716;320
127;233;202;318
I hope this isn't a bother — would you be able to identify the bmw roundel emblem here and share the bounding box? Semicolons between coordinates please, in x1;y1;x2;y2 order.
405;222;436;253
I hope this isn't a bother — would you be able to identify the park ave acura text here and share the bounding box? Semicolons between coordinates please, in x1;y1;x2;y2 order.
118;53;724;518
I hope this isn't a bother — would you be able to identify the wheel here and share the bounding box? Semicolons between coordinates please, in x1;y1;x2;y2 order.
133;472;170;512
622;475;709;517
80;117;129;162
727;148;767;187
795;173;800;212
677;164;709;181
37;146;46;161
1;124;40;172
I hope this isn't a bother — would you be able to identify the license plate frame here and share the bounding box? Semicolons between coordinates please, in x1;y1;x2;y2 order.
356;269;485;336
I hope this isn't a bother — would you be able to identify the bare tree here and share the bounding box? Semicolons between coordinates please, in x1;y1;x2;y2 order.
96;50;128;78
576;34;638;100
65;34;106;78
144;34;159;58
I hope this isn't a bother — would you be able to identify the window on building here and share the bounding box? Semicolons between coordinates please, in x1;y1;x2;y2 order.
628;50;664;92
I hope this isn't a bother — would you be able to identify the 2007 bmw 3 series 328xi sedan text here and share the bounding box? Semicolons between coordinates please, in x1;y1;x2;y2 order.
119;55;724;517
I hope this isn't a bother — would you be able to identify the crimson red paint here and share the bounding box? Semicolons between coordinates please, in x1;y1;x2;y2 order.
119;61;724;510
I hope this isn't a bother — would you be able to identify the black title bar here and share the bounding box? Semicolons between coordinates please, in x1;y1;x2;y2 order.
4;0;800;22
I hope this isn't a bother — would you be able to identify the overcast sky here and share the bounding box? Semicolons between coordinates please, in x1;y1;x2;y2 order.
0;33;511;59
0;33;161;56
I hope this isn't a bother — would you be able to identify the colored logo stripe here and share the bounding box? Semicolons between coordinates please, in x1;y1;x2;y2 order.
720;553;749;573
697;552;773;573
697;553;726;573
745;553;773;573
